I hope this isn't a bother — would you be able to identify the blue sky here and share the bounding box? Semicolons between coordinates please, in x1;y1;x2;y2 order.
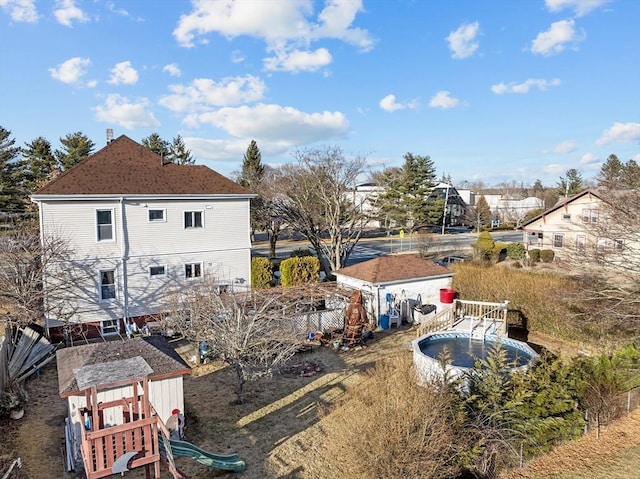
1;0;639;187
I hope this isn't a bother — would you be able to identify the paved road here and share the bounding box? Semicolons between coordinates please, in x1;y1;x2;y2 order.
253;230;522;266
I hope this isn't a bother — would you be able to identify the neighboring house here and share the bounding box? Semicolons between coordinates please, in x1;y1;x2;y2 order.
31;135;254;341
520;189;617;257
482;194;543;225
56;335;190;472
334;252;454;326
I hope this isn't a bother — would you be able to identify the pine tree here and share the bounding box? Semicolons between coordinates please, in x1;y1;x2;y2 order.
55;132;95;171
557;168;583;197
0;126;21;213
168;135;194;164
141;133;170;159
238;140;266;242
19;136;58;191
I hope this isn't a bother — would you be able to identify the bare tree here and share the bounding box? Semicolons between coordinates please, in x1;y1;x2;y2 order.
272;146;370;274
164;282;304;404
562;189;640;332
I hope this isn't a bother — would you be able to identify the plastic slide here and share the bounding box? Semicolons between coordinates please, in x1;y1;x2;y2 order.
159;436;246;472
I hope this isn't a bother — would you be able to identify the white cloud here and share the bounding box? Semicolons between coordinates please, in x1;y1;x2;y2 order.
173;0;373;72
446;21;480;59
158;75;266;113
49;57;91;85
162;63;181;77
0;0;38;22
545;0;611;17
553;140;578;154
231;50;245;63
633;153;640;163
428;91;460;109
491;78;561;94
531;19;584;56
580;152;599;165
183;103;349;146
379;94;419;112
107;61;139;85
93;94;160;129
53;0;89;27
264;47;332;72
595;122;640;146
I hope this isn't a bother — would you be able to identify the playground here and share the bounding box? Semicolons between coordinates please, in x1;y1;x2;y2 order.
4;325;414;478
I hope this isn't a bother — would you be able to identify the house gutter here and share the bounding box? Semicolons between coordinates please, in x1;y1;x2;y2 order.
119;197;130;324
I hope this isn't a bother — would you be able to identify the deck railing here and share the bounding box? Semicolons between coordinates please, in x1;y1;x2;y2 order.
416;299;509;337
80;416;161;479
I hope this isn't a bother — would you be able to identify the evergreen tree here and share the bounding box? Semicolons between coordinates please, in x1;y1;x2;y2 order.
598;154;640;189
141;133;170;158
55;132;95;171
475;195;491;227
557;168;583;197
238;140;265;188
238;140;266;241
168;135;194;164
0;126;21;213
532;179;544;199
19;136;58;191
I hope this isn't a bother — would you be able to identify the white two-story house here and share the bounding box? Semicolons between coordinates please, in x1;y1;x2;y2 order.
32;135;254;342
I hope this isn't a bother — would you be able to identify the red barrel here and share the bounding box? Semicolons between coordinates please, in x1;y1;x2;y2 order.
439;288;456;304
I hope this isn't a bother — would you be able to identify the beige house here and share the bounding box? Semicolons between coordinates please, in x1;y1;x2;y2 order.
520;189;622;258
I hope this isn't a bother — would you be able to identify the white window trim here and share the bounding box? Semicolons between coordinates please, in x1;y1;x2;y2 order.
552;233;564;248
149;264;168;278
184;262;203;280
96;208;116;243
184;210;204;229
101;319;120;336
148;208;167;223
99;269;117;303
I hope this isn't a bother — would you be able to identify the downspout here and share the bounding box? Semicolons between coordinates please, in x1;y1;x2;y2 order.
37;200;51;337
119;197;130;325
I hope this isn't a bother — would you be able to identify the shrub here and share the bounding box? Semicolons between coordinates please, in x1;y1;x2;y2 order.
279;256;320;286
540;249;555;263
290;247;313;258
473;231;495;260
492;242;508;262
251;257;272;289
528;248;541;262
506;242;526;260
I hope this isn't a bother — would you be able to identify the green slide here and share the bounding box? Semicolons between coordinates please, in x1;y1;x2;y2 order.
159;435;246;472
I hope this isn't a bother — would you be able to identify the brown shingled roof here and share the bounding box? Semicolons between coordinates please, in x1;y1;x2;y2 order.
56;336;190;397
35;135;250;196
335;253;452;284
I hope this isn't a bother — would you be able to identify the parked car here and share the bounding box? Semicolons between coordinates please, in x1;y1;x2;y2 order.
434;256;465;268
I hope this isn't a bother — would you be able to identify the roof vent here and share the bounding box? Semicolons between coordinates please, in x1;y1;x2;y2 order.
106;129;114;144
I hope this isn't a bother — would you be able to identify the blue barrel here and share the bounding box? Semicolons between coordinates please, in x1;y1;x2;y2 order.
379;314;390;330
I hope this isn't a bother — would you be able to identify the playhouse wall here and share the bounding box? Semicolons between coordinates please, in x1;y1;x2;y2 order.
65;376;184;464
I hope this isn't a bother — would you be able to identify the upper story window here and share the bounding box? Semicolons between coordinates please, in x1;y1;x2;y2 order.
97;209;114;241
184;211;203;228
185;263;202;279
582;209;599;224
100;270;116;301
148;209;165;222
561;213;571;221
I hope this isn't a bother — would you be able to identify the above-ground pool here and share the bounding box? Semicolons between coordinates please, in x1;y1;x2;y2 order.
413;331;539;383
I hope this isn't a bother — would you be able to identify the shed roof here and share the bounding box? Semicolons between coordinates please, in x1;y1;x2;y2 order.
334;252;452;284
56;336;190;397
34;135;250;197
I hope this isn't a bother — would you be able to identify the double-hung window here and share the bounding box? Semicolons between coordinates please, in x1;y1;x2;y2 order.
97;209;114;241
553;233;564;248
582;209;599;224
185;263;202;279
184;211;203;228
100;270;116;301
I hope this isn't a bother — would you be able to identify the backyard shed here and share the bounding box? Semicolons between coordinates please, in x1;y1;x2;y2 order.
334;252;454;328
56;335;191;473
